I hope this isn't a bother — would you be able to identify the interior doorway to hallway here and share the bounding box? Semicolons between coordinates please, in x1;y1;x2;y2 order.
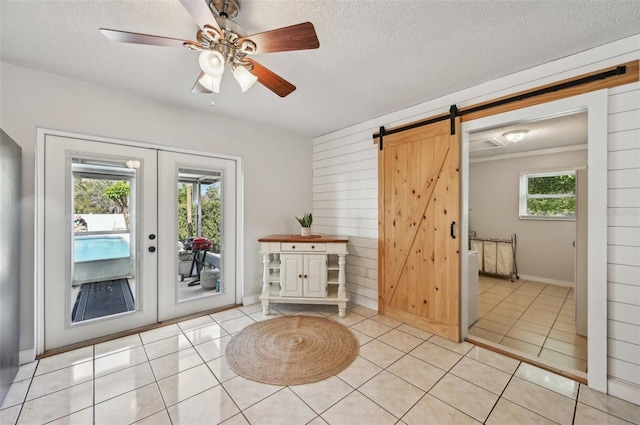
459;90;609;389
465;112;588;376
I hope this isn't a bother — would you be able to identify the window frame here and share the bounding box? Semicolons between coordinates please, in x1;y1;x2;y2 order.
519;169;576;221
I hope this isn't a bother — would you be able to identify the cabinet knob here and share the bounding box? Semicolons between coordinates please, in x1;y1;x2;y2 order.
292;245;296;249
304;274;308;278
311;245;315;249
298;274;302;278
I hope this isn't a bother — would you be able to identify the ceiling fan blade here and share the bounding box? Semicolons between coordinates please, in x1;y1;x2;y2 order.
179;0;221;31
100;29;197;48
192;72;212;93
246;59;296;97
240;22;319;54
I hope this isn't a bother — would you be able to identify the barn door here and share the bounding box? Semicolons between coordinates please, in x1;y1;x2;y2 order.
378;119;461;341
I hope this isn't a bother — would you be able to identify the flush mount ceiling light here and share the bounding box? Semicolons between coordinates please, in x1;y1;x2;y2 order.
503;130;529;143
100;0;320;98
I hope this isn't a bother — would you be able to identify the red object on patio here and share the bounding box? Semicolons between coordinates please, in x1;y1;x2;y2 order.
190;237;212;251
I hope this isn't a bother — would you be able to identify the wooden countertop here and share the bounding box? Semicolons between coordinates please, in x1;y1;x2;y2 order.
259;234;349;243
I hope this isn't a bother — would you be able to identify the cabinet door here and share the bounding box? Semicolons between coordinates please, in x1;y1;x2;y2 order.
304;255;327;298
280;254;303;297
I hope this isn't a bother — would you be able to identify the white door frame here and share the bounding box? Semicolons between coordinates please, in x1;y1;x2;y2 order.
35;128;244;355
42;135;159;350
157;150;237;320
459;90;608;391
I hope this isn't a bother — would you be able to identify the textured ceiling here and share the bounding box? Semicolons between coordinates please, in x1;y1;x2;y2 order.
469;112;587;159
1;1;639;138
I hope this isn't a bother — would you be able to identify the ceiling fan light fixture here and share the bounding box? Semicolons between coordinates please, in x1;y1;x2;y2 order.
233;65;258;92
503;130;529;143
199;50;225;77
198;73;222;93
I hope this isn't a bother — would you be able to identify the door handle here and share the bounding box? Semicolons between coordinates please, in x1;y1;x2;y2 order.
450;221;456;239
148;246;156;253
149;234;156;240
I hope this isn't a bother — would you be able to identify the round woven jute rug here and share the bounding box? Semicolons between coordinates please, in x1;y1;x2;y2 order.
225;315;359;385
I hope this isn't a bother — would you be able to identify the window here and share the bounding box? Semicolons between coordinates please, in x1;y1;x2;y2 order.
519;170;576;219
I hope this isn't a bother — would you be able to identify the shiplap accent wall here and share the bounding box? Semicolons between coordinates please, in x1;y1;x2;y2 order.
313;35;639;402
606;81;640;392
312;134;379;310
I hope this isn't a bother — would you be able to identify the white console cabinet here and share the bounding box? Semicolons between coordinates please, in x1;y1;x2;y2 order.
259;235;349;317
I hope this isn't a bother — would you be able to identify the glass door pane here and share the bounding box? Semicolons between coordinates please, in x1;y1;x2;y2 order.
177;169;223;301
70;158;137;323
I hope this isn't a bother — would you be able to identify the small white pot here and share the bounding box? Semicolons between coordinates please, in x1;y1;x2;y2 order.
301;227;311;237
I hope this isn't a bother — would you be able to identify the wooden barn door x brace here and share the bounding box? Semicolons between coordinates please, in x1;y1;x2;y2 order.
374;62;635;343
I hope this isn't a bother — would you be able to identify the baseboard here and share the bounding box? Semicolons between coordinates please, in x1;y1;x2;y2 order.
348;293;378;312
608;377;640;406
20;348;36;365
518;274;575;288
242;294;260;307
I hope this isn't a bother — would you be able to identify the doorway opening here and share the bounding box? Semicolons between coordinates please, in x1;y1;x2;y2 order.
460;90;608;390
465;111;588;376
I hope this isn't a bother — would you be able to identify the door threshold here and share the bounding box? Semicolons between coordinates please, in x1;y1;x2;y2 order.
38;304;241;359
465;335;587;385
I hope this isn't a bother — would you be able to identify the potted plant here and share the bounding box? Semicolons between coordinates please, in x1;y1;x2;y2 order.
296;212;313;237
178;250;194;278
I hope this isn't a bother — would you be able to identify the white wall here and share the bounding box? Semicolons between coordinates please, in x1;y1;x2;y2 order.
75;214;126;232
469;150;587;285
606;81;640;399
0;62;313;355
313;35;640;402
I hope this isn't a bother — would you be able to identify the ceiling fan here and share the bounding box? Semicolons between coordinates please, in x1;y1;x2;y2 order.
100;0;319;97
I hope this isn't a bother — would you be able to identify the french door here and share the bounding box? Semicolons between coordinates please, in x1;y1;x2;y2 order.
42;135;237;351
157;151;236;320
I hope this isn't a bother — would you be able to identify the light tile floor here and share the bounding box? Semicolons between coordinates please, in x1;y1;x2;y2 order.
2;302;638;425
468;276;588;373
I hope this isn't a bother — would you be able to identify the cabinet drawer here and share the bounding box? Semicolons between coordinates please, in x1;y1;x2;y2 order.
280;242;326;252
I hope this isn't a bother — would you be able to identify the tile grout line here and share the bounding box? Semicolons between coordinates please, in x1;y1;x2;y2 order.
473;278;588;374
572;384;581;425
539;288;588;369
11;303;622;425
395;344;472;424
477;277;524;340
128;329;166;424
13;361;37;425
482;366;519;423
92;345;96;425
144;310;248;423
503;373;579;424
213;309;260;424
420;350;489;424
538;285;572;355
494;280;542;348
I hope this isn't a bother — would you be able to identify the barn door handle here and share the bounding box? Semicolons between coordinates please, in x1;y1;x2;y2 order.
450;221;456;239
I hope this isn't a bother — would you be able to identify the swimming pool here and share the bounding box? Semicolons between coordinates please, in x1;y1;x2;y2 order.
74;236;132;285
